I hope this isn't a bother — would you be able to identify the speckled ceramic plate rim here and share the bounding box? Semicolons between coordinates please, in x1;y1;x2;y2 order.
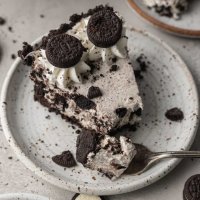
0;28;199;195
127;0;200;38
0;193;50;200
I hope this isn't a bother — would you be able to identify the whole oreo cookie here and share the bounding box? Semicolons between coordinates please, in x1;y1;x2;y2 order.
46;34;84;68
87;10;122;48
183;174;200;200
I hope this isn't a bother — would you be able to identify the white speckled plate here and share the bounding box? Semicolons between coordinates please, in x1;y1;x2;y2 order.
128;0;200;37
0;28;199;195
0;193;50;200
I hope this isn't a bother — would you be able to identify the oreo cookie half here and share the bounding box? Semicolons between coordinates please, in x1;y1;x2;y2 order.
87;10;122;48
46;34;84;68
183;174;200;200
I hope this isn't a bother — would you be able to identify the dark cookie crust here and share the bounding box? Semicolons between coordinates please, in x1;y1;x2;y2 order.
183;174;200;200
165;107;184;121
87;10;122;48
46;34;84;68
87;86;102;99
76;130;98;164
52;150;76;167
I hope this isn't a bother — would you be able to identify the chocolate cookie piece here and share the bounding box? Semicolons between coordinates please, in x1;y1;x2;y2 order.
165;107;184;121
87;10;122;48
110;64;119;72
183;174;200;200
0;17;6;25
46;34;84;68
74;95;96;110
76;130;98;164
87;86;102;99
115;107;127;118
52;151;76;167
18;42;34;66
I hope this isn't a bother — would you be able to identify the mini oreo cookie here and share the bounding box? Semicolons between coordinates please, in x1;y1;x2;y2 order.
46;34;84;68
52;150;76;167
87;10;122;48
183;174;200;200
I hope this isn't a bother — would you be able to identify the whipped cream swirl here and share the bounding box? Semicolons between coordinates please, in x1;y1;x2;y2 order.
36;50;90;89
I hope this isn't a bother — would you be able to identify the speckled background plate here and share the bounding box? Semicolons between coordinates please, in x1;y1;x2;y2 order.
0;193;49;200
0;29;199;195
128;0;200;37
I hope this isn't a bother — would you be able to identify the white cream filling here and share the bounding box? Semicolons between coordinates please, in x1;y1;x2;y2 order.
143;0;188;19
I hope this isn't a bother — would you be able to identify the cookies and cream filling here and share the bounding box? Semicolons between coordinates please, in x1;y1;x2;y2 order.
143;0;188;19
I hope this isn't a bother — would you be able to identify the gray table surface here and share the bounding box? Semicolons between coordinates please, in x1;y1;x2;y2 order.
0;0;200;199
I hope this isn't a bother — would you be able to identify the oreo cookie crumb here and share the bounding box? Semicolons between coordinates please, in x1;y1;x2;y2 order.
0;17;6;25
115;107;127;118
134;108;142;116
12;40;17;43
183;174;200;200
110;64;119;72
52;150;76;167
11;54;16;60
40;14;45;18
87;86;102;99
74;95;96;110
87;9;122;47
165;107;184;121
18;42;34;66
75;129;81;134
76;130;98;164
8;26;13;32
46;34;84;68
134;70;143;79
136;54;148;72
45;115;50;119
112;57;117;63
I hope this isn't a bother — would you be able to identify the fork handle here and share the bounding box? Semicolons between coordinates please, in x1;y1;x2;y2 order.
152;151;200;159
